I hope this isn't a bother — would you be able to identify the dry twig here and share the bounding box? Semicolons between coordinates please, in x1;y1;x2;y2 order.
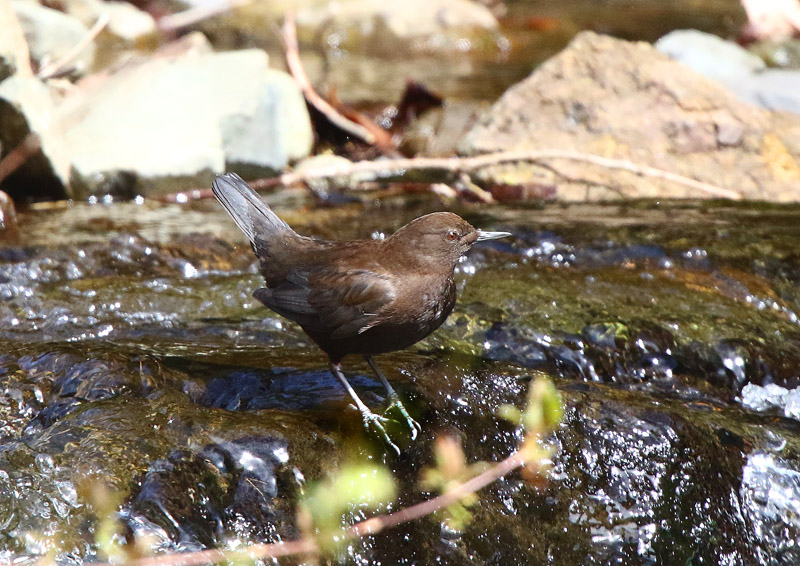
0;134;41;185
37;13;109;80
160;149;741;203
98;450;529;566
249;149;742;200
349;451;526;536
281;13;378;145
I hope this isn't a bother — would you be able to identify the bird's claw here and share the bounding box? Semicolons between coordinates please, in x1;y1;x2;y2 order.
386;393;421;440
361;410;401;455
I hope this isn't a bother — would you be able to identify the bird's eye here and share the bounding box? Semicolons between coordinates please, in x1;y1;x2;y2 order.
446;230;459;241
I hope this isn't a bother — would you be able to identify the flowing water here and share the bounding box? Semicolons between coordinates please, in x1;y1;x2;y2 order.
1;198;799;565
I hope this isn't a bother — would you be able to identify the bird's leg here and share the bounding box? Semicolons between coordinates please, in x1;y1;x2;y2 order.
364;355;421;440
329;363;400;454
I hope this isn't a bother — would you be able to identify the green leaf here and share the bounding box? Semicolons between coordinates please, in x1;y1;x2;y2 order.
301;463;397;551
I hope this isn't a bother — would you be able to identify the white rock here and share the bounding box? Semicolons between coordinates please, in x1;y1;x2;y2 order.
61;46;312;195
11;0;95;76
656;29;766;79
104;1;156;42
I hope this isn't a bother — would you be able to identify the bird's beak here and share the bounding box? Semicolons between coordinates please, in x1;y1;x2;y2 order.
476;230;512;241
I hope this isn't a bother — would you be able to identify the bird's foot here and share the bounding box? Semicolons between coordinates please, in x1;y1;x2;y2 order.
360;410;401;455
385;393;421;440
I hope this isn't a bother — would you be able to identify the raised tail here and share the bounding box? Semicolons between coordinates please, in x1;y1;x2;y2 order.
212;173;292;245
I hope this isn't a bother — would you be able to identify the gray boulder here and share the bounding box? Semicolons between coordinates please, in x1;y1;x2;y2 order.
61;40;313;197
655;29;766;80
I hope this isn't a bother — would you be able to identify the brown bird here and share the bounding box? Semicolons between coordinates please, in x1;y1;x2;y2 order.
212;173;510;451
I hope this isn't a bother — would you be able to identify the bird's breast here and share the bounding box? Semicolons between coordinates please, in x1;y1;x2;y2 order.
409;275;456;331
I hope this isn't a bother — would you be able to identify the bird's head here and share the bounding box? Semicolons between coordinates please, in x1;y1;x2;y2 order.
386;212;511;269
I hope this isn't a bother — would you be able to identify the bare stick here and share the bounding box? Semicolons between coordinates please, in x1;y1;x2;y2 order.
350;451;527;536
37;13;109;80
96;449;531;566
252;149;742;200
548;150;743;200
456;172;494;203
158;0;251;32
111;539;317;566
281;13;377;145
159;149;741;203
0;134;41;185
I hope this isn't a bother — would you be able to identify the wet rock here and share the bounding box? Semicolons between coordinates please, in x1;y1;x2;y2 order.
11;0;95;77
657;29;800;115
461;31;800;202
2;198;800;564
11;349;156;434
133;449;233;547
0;75;71;201
480;322;680;386
0;0;32;81
201;367;360;411
741;451;800;563
60;38;313;198
131;436;300;547
551;396;758;564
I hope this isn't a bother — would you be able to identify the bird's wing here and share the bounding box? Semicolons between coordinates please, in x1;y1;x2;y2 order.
253;268;396;339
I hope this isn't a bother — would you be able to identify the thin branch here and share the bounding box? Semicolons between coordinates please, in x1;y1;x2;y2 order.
281;13;377;145
0;134;41;185
350;451;526;536
554;151;742;200
430;182;459;199
157;0;251;33
117;539;316;566
37;13;109;80
456;172;494;203
159;149;741;203
99;450;530;566
250;149;742;200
